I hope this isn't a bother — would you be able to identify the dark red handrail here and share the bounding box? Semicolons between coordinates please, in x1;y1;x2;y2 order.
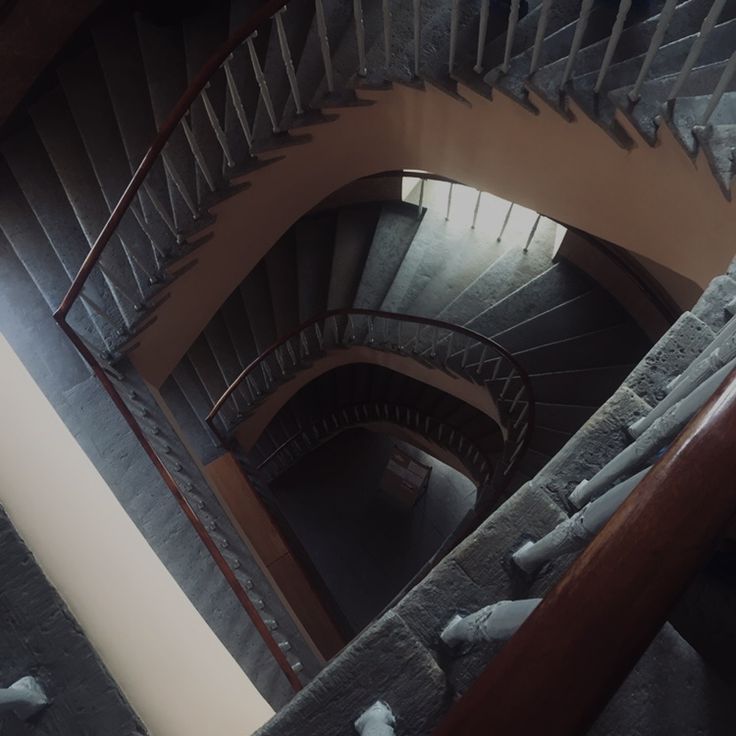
52;0;300;693
53;0;290;323
205;308;535;478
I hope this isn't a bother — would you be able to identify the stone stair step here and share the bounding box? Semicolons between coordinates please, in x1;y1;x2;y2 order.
467;262;592;337
492;288;629;352
327;204;379;310
353;201;423;310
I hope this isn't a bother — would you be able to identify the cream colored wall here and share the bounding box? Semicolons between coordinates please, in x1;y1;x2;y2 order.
0;334;273;736
131;82;735;388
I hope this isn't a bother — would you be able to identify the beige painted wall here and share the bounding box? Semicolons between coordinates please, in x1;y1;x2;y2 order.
130;82;735;388
0;334;273;736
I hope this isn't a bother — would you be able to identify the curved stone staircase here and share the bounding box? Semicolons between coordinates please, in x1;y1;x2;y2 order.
0;0;735;731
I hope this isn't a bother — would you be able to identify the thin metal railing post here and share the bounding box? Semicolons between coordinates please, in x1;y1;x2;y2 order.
413;0;422;78
529;0;553;77
559;0;595;89
699;49;736;126
275;8;304;115
501;0;522;74
446;182;454;221
475;0;490;74
382;0;392;69
497;201;513;242
594;0;633;94
246;33;280;132
627;0;678;103
354;0;368;77
315;0;335;92
524;214;541;252
471;190;482;229
665;0;728;114
449;0;460;75
223;56;255;151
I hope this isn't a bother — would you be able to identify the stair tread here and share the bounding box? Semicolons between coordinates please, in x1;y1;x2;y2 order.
353;201;422;310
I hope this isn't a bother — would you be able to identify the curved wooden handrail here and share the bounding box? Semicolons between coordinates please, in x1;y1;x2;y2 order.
206;307;535;479
435;367;736;735
53;0;290;322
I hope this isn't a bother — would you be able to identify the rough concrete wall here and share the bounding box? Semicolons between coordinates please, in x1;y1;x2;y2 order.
0;506;145;735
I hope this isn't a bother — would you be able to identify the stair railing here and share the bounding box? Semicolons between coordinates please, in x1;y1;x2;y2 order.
254;401;494;484
51;0;306;695
205;309;534;505
434;365;736;735
53;0;291;358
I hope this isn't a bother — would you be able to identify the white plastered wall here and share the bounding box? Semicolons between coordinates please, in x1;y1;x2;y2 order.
0;333;274;736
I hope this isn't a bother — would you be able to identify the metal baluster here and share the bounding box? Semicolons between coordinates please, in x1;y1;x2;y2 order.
354;0;368;77
247;33;280;132
129;205;166;267
509;385;525;412
261;358;273;386
299;330;310;358
275;9;304;115
471;190;482;229
698;49;736;126
413;0;422;78
665;0;728;114
627;0;678;104
474;0;490;73
524;214;541;252
500;369;517;398
223;56;255;152
529;0;553;76
98;263;143;312
180;117;216;192
314;321;324;350
461;336;471;369
80;291;126;335
200;84;235;168
513;402;529;429
397;320;403;351
476;344;489;375
417;177;425;219
141;182;178;241
445;182;454;221
497;201;513;241
367;315;375;344
449;0;460;75
315;0;335;93
430;325;438;357
559;0;596;90
286;339;298;366
273;346;286;376
594;0;633;94
491;358;503;380
445;332;454;364
162;151;199;217
382;0;392;69
501;0;522;74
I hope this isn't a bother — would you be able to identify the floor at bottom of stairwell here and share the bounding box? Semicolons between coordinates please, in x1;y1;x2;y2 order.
270;429;476;636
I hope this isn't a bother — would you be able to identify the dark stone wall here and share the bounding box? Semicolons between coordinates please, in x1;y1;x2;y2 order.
0;506;146;735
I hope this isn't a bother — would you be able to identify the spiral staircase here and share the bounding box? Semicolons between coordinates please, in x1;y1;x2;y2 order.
1;0;736;733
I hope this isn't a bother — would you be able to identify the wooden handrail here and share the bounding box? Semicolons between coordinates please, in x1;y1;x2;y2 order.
434;367;736;736
53;318;303;692
53;0;290;322
206;308;532;426
51;0;300;693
